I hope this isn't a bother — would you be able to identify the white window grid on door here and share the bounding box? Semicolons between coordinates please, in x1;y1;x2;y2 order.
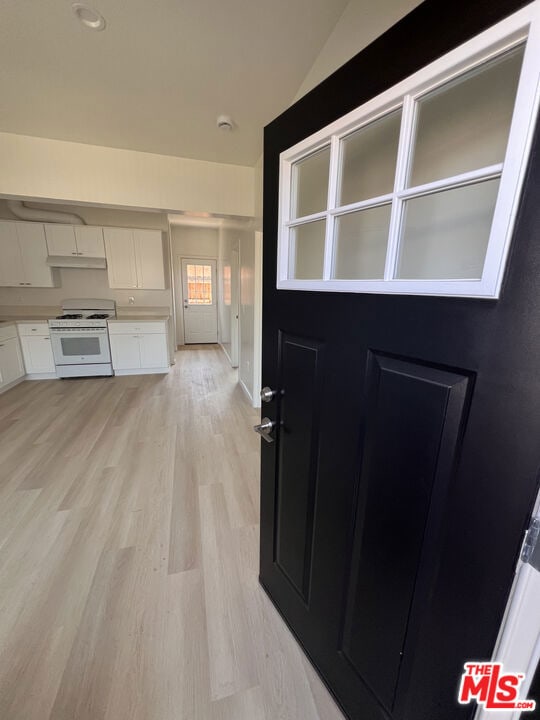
277;2;540;298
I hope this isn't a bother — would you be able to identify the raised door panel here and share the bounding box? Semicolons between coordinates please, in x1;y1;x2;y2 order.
133;230;165;289
0;337;25;386
17;223;57;287
0;221;24;286
110;334;141;370
44;224;77;256
139;333;168;368
335;353;471;717
274;333;325;602
103;228;138;288
74;226;105;257
20;335;55;374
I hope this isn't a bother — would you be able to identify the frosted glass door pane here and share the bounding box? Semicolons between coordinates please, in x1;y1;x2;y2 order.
409;46;524;187
333;206;391;279
396;179;500;279
339;111;401;206
292;147;330;218
291;221;326;279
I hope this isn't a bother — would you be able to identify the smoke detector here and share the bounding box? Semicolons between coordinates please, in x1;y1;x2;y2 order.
72;3;106;31
217;115;234;131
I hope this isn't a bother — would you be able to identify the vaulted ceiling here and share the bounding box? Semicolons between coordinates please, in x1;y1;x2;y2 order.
0;0;350;166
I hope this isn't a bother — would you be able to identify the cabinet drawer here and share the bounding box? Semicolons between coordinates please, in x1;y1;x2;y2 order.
108;321;167;335
0;324;18;341
17;323;50;337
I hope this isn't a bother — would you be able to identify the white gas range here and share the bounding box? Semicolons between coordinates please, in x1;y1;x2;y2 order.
49;299;116;377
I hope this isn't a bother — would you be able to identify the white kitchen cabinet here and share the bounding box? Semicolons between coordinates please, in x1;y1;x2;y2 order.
45;224;105;258
139;333;168;368
109;334;140;370
134;230;165;289
104;228;165;289
74;226;105;257
108;320;169;375
0;222;25;285
0;327;25;393
18;323;56;376
0;221;59;287
44;224;77;256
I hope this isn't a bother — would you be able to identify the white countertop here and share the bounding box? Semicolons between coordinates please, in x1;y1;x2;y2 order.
109;315;170;322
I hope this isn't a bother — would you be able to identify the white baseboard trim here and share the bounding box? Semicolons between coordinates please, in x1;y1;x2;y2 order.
0;376;25;395
26;372;58;380
239;378;254;405
113;367;169;376
219;342;238;368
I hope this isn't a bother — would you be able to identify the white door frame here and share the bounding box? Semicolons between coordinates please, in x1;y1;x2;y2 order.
475;492;540;720
230;247;240;368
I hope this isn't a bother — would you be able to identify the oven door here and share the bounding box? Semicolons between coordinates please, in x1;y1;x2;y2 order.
50;328;111;365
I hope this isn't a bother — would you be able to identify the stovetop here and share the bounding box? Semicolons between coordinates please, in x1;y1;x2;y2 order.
50;299;116;328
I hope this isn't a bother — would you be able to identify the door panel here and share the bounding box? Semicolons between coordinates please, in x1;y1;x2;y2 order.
259;2;540;720
275;333;324;602
339;353;471;712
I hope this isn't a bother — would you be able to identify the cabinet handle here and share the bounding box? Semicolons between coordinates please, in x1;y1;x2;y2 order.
71;252;77;255
0;344;4;348
19;283;24;285
31;328;37;332
44;337;49;340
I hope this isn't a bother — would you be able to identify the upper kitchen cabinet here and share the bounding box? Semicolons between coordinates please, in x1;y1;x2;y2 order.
104;227;166;289
44;223;105;257
0;221;59;287
74;226;105;257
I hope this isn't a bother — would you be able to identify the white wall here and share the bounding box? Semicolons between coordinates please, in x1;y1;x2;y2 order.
293;0;423;101
170;224;219;345
0;132;255;218
0;200;173;312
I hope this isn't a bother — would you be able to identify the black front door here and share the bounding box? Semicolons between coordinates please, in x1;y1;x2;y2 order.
259;2;540;719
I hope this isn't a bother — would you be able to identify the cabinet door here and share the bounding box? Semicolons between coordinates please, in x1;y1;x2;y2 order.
75;226;105;257
17;223;57;287
139;333;168;368
0;337;25;387
104;228;138;288
44;224;77;256
110;334;141;370
20;335;55;374
0;221;25;286
133;230;166;289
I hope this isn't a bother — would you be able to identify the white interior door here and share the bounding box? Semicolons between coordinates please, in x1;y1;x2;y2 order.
181;258;218;344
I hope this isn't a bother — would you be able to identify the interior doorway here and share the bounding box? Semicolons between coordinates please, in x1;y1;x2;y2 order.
181;257;218;344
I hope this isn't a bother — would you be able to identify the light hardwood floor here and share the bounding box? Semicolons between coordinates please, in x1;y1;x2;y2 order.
0;345;344;720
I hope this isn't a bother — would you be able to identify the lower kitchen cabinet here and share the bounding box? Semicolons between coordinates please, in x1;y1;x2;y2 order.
0;326;25;393
108;320;169;375
18;323;56;376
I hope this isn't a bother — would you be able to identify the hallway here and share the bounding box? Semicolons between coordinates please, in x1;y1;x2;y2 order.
0;345;343;720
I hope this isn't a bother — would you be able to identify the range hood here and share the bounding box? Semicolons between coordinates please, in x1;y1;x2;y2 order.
46;255;107;269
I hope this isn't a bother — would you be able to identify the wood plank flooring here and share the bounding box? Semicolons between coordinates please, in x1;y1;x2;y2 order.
0;345;344;720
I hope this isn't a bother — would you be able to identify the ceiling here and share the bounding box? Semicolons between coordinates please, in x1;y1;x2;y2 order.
0;0;350;167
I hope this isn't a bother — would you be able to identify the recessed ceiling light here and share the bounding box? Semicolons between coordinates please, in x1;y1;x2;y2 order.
72;3;106;31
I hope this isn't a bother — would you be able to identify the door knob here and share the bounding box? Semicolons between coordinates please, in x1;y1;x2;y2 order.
253;417;275;443
260;386;276;402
